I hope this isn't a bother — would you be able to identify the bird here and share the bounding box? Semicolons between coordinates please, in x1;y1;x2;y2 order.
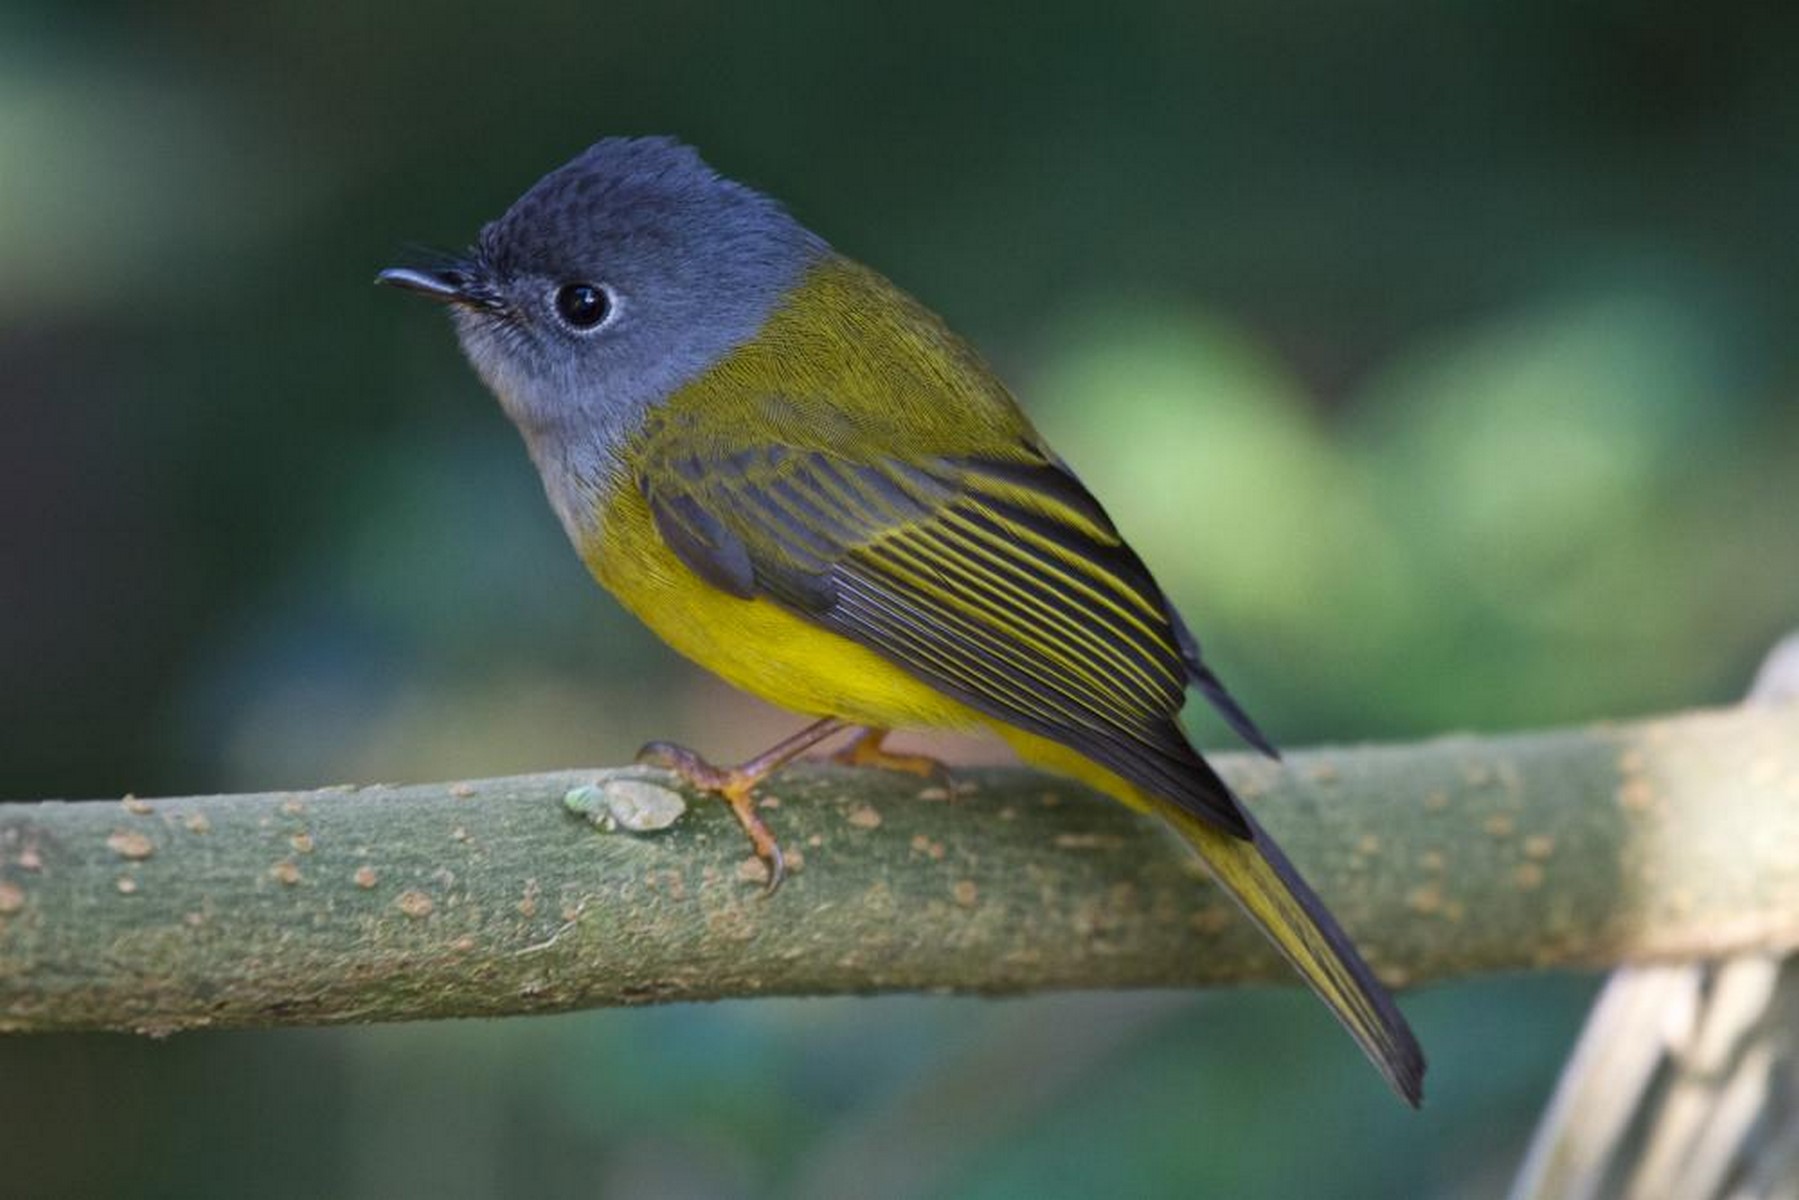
377;135;1424;1104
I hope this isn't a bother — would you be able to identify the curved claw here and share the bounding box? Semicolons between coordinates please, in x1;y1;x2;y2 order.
628;721;853;893
636;740;720;784
635;740;789;893
634;740;675;767
758;836;786;896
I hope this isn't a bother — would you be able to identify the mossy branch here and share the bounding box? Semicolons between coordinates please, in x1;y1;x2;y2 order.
2;701;1797;1035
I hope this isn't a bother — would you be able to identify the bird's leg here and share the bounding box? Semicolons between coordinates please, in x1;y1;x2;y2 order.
830;726;956;792
636;716;850;893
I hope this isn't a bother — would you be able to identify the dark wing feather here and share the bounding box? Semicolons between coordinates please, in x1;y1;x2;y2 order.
641;446;1263;837
1168;609;1280;760
648;491;756;599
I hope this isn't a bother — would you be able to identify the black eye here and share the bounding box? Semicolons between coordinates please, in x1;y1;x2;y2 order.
553;282;612;330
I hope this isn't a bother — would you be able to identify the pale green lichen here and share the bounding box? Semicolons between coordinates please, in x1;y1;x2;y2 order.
565;777;686;833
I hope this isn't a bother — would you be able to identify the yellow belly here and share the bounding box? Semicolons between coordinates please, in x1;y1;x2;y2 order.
587;480;1166;821
589;485;983;732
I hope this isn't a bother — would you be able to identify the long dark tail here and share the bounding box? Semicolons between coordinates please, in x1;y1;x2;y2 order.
996;725;1426;1103
1146;792;1426;1105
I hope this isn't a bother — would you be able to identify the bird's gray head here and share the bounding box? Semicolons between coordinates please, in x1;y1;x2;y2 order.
379;137;826;525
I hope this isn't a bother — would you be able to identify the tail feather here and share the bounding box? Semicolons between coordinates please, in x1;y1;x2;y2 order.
995;724;1425;1104
1150;794;1426;1106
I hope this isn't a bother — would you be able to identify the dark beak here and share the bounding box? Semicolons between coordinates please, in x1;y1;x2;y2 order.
375;265;476;304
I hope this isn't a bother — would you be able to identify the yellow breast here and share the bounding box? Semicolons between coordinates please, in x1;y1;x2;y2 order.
586;484;980;731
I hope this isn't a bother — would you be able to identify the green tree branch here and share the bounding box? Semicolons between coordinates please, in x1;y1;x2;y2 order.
3;701;1797;1035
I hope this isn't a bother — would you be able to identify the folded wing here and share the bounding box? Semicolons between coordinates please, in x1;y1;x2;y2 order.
643;443;1262;837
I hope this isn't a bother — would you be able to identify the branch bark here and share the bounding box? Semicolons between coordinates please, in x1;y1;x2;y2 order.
2;702;1797;1035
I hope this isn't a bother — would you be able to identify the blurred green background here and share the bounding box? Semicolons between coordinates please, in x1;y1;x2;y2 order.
4;1;1797;1196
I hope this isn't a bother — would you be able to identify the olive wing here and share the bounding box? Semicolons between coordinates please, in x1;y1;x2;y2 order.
641;443;1273;837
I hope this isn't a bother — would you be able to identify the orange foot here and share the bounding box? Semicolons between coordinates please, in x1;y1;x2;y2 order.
636;716;848;894
830;727;956;793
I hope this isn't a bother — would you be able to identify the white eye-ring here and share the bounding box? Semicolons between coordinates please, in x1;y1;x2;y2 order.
551;282;616;332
